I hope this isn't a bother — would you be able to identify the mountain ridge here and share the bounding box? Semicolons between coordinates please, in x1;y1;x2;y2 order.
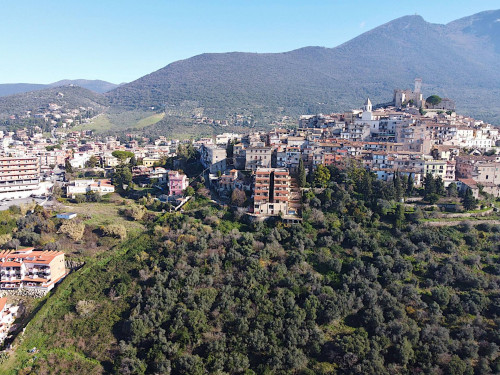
105;10;500;126
0;10;498;131
0;79;119;97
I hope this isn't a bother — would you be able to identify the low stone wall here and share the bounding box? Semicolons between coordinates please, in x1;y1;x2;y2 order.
0;288;47;298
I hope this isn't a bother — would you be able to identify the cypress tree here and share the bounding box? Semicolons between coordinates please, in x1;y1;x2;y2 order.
462;188;477;211
297;158;306;188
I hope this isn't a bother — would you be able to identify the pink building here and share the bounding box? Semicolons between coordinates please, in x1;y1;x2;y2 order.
168;171;189;196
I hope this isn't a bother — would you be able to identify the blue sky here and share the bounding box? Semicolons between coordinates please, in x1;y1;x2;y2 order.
1;0;498;84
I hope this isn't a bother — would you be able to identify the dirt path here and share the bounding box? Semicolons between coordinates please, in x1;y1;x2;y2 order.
423;220;500;227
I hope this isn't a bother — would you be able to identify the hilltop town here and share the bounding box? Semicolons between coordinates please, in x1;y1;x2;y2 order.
0;80;498;220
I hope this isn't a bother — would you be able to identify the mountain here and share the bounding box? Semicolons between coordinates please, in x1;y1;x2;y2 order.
0;85;108;118
48;79;119;93
0;79;119;97
107;10;500;125
0;83;47;97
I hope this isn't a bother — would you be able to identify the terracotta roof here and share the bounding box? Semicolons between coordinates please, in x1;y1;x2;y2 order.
0;297;6;312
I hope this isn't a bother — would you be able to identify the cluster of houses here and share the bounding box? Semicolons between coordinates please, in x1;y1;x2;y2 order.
196;81;499;209
0;79;499;210
7;101;97;130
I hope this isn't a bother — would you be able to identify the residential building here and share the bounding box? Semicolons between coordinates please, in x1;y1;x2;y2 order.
0;297;19;344
200;145;227;173
66;179;115;198
0;156;41;199
245;146;272;170
168;171;189;196
253;168;291;216
0;248;66;291
142;157;161;167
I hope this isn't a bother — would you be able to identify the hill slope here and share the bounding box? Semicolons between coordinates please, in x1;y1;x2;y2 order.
0;79;118;97
107;10;500;125
0;85;108;118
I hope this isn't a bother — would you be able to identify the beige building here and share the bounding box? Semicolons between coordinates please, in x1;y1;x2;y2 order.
424;160;447;180
253;168;291;216
142;157;161;167
0;248;67;291
245;146;272;170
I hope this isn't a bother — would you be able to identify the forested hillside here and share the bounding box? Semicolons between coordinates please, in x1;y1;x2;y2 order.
4;164;500;374
0;80;118;97
0;86;108;119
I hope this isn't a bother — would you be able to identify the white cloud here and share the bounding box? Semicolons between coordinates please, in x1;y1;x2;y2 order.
360;21;366;28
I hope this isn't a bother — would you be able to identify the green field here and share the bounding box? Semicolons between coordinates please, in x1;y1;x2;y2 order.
71;110;164;133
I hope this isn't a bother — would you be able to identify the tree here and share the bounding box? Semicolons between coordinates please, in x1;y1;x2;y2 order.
394;203;405;229
462;188;477;211
427;193;440;205
113;164;132;192
394;172;403;202
101;223;127;239
231;188;246;207
121;205;145;221
85;155;99;168
65;159;73;174
59;220;85;241
426;95;442;106
424;172;435;198
447;182;458;197
112;150;134;161
297;158;306;188
435;176;445;196
406;174;414;197
184;186;195;197
314;164;330;187
129;155;137;167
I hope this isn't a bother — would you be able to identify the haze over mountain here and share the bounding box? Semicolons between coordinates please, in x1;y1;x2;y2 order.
0;79;119;97
107;9;500;125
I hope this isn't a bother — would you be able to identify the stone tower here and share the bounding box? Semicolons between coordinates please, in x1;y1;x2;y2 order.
414;78;422;93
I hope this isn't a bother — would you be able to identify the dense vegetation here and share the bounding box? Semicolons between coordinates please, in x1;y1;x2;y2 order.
4;162;500;375
0;86;108;120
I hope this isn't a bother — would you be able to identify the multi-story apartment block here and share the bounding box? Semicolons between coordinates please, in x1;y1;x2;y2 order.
245;146;272;171
276;146;301;172
200;145;227;173
253;168;291;216
0;248;66;291
168;170;189;196
0;156;41;199
424;160;447;180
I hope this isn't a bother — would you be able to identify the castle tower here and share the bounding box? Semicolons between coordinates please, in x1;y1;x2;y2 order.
414;78;422;93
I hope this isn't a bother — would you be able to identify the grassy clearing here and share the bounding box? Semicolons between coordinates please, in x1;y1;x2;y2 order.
134;112;165;129
71;114;114;132
71;110;164;133
59;197;145;236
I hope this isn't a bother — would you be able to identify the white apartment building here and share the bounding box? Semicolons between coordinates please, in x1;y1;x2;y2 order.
0;157;43;199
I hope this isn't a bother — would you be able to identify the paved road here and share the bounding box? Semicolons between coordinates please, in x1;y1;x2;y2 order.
0;197;49;211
